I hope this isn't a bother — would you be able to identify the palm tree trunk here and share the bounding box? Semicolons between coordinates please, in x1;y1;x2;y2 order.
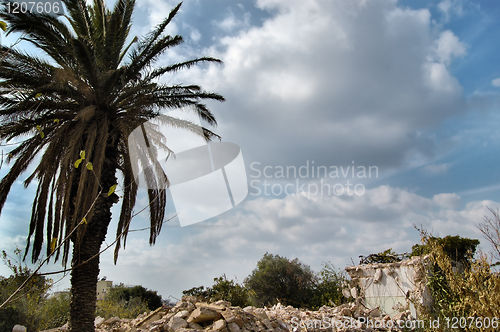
69;152;119;332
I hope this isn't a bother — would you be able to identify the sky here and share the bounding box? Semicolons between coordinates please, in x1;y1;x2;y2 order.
1;0;500;301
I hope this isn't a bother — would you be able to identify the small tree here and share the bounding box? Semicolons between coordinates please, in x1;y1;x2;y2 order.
411;235;479;266
0;249;52;332
244;253;316;308
183;275;250;307
478;207;500;265
309;262;348;309
96;284;155;319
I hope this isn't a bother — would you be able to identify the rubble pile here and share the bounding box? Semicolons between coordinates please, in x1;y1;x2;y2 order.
43;296;419;332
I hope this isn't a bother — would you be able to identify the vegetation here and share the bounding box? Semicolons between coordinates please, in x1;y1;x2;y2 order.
415;232;500;332
0;249;69;332
244;253;316;308
359;248;407;264
96;284;153;319
104;284;162;311
309;262;348;308
183;256;348;310
0;0;223;330
410;235;480;265
478;207;500;266
183;275;251;308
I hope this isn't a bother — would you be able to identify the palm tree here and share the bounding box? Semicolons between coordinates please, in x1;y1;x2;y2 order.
0;0;224;330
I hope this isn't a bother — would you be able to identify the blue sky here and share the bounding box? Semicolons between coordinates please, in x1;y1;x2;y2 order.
1;0;500;300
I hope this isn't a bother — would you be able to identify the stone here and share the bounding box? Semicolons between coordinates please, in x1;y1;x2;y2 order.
227;322;240;332
213;300;231;307
104;317;121;325
340;307;352;317
188;307;221;324
251;308;268;321
175;310;191;319
12;325;26;332
368;307;381;317
183;295;199;304
212;319;227;331
189;322;204;330
95;316;105;326
350;287;358;299
167;317;189;332
221;309;235;323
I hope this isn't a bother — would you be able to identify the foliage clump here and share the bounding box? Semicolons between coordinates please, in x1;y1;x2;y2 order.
244;253;316;308
0;249;69;332
183;254;348;309
411;235;480;264
415;233;500;332
96;284;161;319
183;275;251;308
359;248;407;264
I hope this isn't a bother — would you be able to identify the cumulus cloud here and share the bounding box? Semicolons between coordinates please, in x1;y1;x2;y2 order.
214;9;251;32
175;0;468;171
93;185;495;299
438;0;464;22
433;193;461;209
434;30;467;66
422;163;449;175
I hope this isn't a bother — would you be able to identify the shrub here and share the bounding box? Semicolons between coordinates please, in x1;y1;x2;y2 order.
309;262;349;309
244;253;316;308
183;275;251;307
416;234;500;332
96;284;160;318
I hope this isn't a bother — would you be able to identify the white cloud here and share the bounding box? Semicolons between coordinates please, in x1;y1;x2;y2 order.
214;10;251;32
423;163;449;175
180;0;467;170
136;0;181;35
438;0;464;22
433;193;461;209
492;78;500;87
434;30;467;66
91;185;496;299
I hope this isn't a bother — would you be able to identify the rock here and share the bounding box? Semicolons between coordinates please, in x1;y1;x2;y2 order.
175;310;191;319
188;307;221;324
227;322;240;332
251;308;268;321
189;322;204;330
213;300;231;307
166;317;189;332
340;307;352;317
95;316;105;326
221;309;235;323
350;287;358;299
104;317;121;325
183;295;199;304
12;325;26;332
213;319;227;331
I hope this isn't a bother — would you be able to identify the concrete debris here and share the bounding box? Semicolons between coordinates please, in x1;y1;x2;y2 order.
12;325;26;332
42;296;423;332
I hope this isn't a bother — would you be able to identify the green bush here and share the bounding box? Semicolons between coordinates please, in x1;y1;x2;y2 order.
96;296;149;319
244;253;316;308
183;275;251;307
0;249;53;332
415;234;500;332
37;292;71;330
96;284;160;319
309;262;348;309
